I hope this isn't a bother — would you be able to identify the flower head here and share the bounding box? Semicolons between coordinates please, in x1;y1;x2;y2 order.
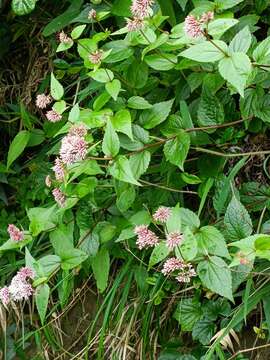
60;134;88;165
17;267;35;281
166;231;183;250
36;94;52;109
68;124;88;137
176;263;196;283
58;31;72;44
52;157;66;181
0;287;10;306
131;0;154;19
200;11;214;24
52;188;66;207
153;206;171;223
184;15;202;38
45;175;52;188
88;9;97;20
46;109;62;122
134;225;159;250
9;274;34;301
162;257;184;275
127;17;144;32
89;50;103;65
8;224;24;242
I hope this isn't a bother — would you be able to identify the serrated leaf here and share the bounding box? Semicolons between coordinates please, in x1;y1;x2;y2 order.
181;228;197;261
109;156;141;186
139;99;174;129
224;195;253;241
198;256;233;301
7;130;30;169
50;73;64;100
163;131;190;170
111;109;133;140
127;96;152;109
208;19;238;39
197;89;224;129
129;151;151;179
174;298;203;331
102;119;120;157
196;226;230;259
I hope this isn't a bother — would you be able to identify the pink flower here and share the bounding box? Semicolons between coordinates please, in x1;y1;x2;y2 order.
134;225;159;250
153;206;171;223
176;263;196;283
58;31;72;44
7;224;24;242
0;287;10;306
166;231;183;250
88;9;97;19
89;50;103;64
52;188;66;207
36;94;52;109
127;18;144;32
9;274;34;301
68;124;87;137
46;109;62;122
200;11;214;24
60;134;88;164
17;267;35;281
162;257;184;275
52;157;66;181
45;175;52;188
184;15;202;38
131;0;154;19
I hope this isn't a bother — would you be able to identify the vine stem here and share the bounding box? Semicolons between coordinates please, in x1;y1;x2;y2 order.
194;147;270;158
140;179;198;194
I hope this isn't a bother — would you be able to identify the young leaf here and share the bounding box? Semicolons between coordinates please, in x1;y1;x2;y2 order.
197;256;233;301
109;156;141;186
180;41;228;63
105;79;121;101
91;248;110;293
163;130;190;170
71;25;86;40
7;130;30;169
224;195;253;241
35;284;50;325
102;119;120;157
50;73;64;100
218;52;251;97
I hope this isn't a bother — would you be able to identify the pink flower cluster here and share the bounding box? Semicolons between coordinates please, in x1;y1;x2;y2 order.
52;188;66;207
153;206;171;223
58;31;72;44
166;231;183;250
36;94;52;109
88;9;97;20
134;225;159;249
127;0;154;32
0;267;35;306
60;133;88;165
52;157;66;181
162;257;196;283
46;109;62;122
89;50;103;65
184;11;214;38
8;224;24;242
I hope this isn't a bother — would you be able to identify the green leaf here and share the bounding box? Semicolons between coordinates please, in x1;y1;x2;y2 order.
192;318;216;345
68;103;80;123
75;177;97;198
166;205;181;233
0;235;32;252
208;19;238;39
111;0;131;16
50;73;64;100
109;156;141;186
181;228;197;261
102;119;120;157
218;52;251;97
91;248;110;293
144;54;177;71
56;41;73;53
163;131;190;170
105;79;121;101
174;298;202;331
93;92;111;111
69;159;103;182
61;248;88;270
129;151;151;179
28;206;58;236
139;99;174;129
116;185;136;212
229;26;251;54
71;25;86;40
7;130;30;169
181;173;201;185
197;89;224;128
111;109;133;140
180;41;228;63
148;241;170;269
49;223;74;257
253;36;270;65
35;284;50;325
197;256;233;301
215;0;244;10
142;33;169;59
89;68;114;83
196;226;230;259
12;0;36;15
178;208;200;231
224;195;253;241
157;0;176;26
127;96;152;109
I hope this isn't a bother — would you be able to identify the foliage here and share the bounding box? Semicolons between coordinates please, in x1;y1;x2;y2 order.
2;0;270;359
